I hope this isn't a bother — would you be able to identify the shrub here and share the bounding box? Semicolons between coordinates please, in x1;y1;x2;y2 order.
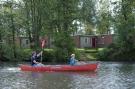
98;43;135;61
42;50;55;62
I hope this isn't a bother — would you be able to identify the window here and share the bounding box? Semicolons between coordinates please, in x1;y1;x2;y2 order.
85;38;87;43
26;39;29;44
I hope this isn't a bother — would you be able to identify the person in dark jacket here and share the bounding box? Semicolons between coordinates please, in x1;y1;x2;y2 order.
31;51;44;66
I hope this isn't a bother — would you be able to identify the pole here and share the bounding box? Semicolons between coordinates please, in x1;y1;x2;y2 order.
41;48;43;62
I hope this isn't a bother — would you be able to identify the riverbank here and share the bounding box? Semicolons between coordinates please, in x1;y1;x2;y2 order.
0;48;102;62
76;48;102;61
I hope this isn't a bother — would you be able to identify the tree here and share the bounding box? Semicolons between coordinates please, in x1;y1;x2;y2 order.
115;0;135;51
51;0;79;62
96;0;112;34
98;0;135;61
0;0;25;60
2;0;17;58
79;0;97;35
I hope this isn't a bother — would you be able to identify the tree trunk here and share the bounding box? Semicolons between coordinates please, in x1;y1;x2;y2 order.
30;0;42;49
0;32;2;60
11;15;17;58
10;1;16;59
25;1;33;48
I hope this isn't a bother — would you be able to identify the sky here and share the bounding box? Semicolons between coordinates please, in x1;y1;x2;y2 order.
0;0;22;4
96;0;121;15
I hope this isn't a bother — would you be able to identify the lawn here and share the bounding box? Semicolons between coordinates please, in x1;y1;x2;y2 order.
76;48;104;61
22;48;104;61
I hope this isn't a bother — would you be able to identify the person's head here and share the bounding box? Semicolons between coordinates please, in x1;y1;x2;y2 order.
71;54;75;58
32;51;37;56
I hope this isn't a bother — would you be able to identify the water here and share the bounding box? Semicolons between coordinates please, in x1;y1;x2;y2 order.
0;62;135;89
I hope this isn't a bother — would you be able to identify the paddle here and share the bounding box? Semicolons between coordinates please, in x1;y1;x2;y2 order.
40;39;45;62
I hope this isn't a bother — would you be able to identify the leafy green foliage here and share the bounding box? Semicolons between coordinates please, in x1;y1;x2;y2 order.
98;0;135;61
0;0;135;62
53;33;75;62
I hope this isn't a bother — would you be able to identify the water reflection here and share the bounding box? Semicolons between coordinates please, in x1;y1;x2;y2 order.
95;62;135;89
1;62;135;89
26;71;97;89
31;72;44;78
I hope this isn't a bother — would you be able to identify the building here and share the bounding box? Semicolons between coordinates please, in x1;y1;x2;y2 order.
73;34;113;48
16;34;114;48
16;37;30;48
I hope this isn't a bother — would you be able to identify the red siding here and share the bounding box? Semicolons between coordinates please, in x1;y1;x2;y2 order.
104;35;113;45
97;35;113;47
73;35;80;48
74;34;113;48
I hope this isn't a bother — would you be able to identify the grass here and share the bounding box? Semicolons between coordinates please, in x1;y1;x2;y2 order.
86;53;97;60
44;48;53;51
43;48;101;61
76;48;104;61
22;48;103;61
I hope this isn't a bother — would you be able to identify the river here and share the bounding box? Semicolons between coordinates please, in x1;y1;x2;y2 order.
0;62;135;89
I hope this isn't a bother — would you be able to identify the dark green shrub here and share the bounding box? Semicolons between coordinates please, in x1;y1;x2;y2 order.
42;50;55;62
98;42;135;61
16;48;32;61
53;33;75;62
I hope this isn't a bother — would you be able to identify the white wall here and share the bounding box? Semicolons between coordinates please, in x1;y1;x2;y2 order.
80;37;92;48
21;38;30;48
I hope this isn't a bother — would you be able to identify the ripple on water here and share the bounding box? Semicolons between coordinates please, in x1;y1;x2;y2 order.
1;62;135;89
0;67;21;73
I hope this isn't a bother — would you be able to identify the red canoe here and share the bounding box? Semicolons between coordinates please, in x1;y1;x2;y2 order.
20;63;98;72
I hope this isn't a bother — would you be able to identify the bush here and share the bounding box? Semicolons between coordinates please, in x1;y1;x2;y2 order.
53;33;75;62
97;43;135;61
16;48;32;61
97;48;110;61
54;48;69;62
2;44;14;61
42;50;55;62
0;44;32;61
97;43;118;61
